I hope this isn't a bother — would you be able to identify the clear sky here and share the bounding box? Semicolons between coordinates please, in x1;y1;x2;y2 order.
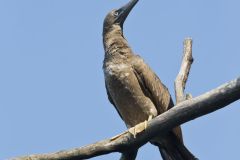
1;0;240;159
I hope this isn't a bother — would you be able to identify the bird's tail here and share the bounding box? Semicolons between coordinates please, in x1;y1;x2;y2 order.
151;132;198;160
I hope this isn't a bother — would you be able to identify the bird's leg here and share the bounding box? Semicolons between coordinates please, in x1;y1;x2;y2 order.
145;115;153;129
111;115;153;140
129;115;153;138
110;131;128;141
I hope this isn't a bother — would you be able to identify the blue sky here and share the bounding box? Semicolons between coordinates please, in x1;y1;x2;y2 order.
1;0;240;159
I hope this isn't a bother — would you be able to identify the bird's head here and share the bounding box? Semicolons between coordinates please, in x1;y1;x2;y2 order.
103;0;139;34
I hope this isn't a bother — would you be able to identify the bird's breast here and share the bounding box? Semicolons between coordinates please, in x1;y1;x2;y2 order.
104;62;157;127
104;62;130;78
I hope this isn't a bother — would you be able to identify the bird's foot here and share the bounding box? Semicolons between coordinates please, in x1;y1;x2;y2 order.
110;131;128;141
129;115;153;138
111;115;153;140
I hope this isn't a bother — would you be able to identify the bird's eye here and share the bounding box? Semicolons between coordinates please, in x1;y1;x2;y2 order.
114;12;119;16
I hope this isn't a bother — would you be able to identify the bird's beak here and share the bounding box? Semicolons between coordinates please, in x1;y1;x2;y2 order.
115;0;139;26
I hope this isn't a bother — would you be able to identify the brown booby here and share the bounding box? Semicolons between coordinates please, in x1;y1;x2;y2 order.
103;0;197;159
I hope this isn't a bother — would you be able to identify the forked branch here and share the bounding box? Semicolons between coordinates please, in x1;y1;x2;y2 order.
175;38;194;104
10;39;240;160
11;78;240;159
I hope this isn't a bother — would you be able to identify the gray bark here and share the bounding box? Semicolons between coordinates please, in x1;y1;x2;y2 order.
11;77;240;160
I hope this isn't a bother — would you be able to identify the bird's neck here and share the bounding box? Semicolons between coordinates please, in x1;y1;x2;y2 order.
103;25;133;59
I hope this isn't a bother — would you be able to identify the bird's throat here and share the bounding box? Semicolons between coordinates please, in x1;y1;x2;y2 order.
103;26;133;58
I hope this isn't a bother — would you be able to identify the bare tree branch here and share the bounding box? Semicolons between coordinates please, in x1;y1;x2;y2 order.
175;38;194;103
11;77;240;160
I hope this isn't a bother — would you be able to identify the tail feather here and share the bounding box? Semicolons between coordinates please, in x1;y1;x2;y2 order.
159;147;183;160
154;98;198;160
159;139;198;160
151;132;198;160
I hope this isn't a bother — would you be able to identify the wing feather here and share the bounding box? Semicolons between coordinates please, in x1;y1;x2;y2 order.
131;55;172;114
131;55;183;141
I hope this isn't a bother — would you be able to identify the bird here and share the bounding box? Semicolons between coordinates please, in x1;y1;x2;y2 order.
102;0;197;159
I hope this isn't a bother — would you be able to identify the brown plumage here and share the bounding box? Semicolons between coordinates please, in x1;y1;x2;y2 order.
103;0;197;159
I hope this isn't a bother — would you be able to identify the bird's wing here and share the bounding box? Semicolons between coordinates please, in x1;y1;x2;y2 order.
105;83;124;120
131;55;172;114
131;55;183;142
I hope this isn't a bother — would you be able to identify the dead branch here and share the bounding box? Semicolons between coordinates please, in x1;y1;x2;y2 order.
175;38;194;103
11;77;240;160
